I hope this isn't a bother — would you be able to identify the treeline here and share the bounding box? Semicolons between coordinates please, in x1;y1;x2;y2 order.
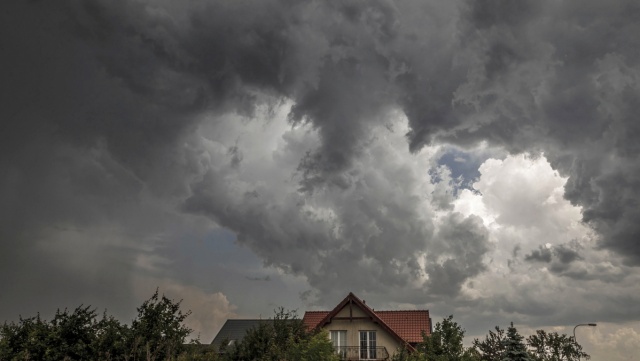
0;290;203;361
217;308;338;361
393;315;590;361
0;292;337;361
0;294;590;361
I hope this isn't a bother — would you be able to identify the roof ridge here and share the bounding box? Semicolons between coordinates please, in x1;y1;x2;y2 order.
305;309;429;313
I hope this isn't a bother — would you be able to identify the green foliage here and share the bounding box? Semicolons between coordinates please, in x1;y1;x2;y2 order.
0;290;193;361
473;326;506;361
1;296;593;361
0;307;103;360
48;306;99;360
474;324;590;361
501;323;532;361
418;315;478;361
0;313;51;360
129;289;192;361
223;308;338;361
397;317;591;361
527;330;589;361
225;321;273;361
287;329;340;361
391;315;479;361
391;345;426;361
94;311;130;360
177;342;219;361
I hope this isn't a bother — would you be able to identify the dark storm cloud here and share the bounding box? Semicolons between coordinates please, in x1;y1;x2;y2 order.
172;0;489;301
522;243;629;283
524;247;553;263
182;146;490;303
0;0;217;321
525;244;582;268
435;0;640;265
3;0;640;326
245;275;271;282
524;245;586;278
554;245;581;265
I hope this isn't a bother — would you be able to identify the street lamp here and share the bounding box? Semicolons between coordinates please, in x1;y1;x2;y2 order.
573;324;596;361
573;323;597;341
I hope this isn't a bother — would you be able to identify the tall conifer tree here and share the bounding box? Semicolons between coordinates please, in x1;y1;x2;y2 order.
502;323;532;361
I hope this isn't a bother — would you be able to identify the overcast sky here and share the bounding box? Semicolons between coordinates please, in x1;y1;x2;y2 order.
2;0;640;358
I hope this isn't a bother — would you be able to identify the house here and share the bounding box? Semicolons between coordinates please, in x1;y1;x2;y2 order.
303;292;431;360
210;319;269;351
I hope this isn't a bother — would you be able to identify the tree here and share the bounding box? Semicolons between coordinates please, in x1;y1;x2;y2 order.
473;326;506;361
287;329;340;361
391;346;425;361
502;323;532;361
47;305;100;360
94;311;130;360
0;313;52;360
223;308;339;361
177;341;220;361
0;306;104;361
473;324;591;361
527;330;589;361
225;321;274;361
128;289;192;361
418;315;478;361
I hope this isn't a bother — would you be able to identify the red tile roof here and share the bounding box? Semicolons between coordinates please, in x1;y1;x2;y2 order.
375;311;430;344
303;311;329;330
302;294;430;345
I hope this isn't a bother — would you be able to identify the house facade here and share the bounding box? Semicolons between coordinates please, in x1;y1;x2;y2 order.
303;293;430;361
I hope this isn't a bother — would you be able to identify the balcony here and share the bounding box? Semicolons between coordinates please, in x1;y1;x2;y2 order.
334;346;389;361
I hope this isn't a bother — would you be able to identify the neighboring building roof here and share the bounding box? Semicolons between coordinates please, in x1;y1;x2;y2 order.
302;311;331;330
210;319;269;349
302;293;430;348
302;311;329;330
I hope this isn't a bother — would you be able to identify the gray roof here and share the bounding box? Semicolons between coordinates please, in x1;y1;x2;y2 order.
210;319;270;349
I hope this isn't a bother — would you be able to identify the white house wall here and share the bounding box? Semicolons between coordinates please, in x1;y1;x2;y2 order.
322;305;402;357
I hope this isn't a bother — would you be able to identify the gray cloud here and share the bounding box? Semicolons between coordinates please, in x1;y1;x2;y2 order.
425;213;489;296
182;119;479;303
8;0;640;266
438;0;640;265
2;0;640;343
245;275;271;282
525;247;553;263
554;245;581;264
523;242;630;284
525;243;582;272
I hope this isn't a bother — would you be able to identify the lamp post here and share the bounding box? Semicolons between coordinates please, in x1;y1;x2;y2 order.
573;323;596;361
573;323;597;342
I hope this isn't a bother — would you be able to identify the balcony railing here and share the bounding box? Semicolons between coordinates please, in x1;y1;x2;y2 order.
333;346;389;360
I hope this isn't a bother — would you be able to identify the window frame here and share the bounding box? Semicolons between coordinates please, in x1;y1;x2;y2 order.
330;330;347;358
359;330;377;360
